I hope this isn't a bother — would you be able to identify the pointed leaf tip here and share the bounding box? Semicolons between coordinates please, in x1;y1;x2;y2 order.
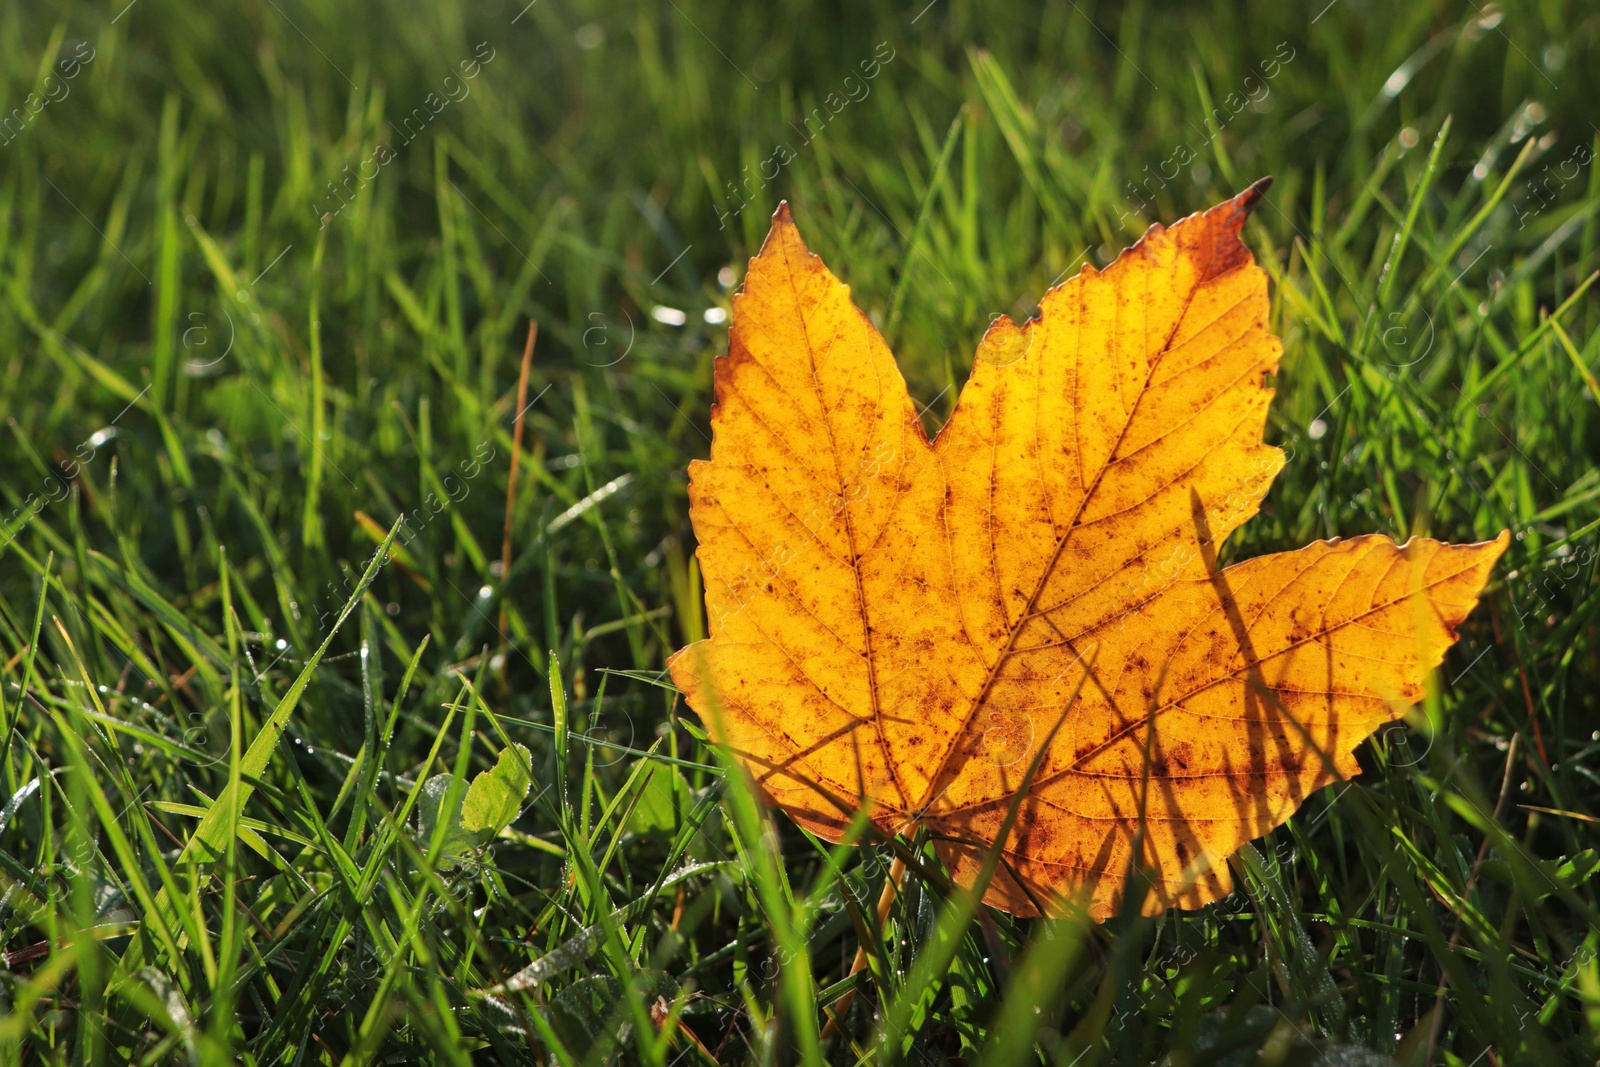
1234;176;1273;218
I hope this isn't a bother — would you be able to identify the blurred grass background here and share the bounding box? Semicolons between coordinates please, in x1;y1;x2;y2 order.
1;0;1599;1063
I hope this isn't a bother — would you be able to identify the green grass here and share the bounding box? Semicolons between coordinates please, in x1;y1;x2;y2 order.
2;0;1599;1062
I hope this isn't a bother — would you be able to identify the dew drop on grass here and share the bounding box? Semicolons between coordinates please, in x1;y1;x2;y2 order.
1308;418;1327;440
652;306;688;326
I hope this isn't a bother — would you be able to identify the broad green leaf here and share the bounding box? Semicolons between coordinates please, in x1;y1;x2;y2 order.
463;743;533;839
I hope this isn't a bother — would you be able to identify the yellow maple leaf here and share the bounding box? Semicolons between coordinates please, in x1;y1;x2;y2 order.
668;182;1507;919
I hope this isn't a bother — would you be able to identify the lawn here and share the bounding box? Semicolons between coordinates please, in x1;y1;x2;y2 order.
1;0;1598;1063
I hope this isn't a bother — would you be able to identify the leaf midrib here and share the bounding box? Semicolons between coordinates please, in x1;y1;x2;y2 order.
912;250;1218;815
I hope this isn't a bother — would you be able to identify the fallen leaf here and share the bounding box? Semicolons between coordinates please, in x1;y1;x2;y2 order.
668;182;1507;919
